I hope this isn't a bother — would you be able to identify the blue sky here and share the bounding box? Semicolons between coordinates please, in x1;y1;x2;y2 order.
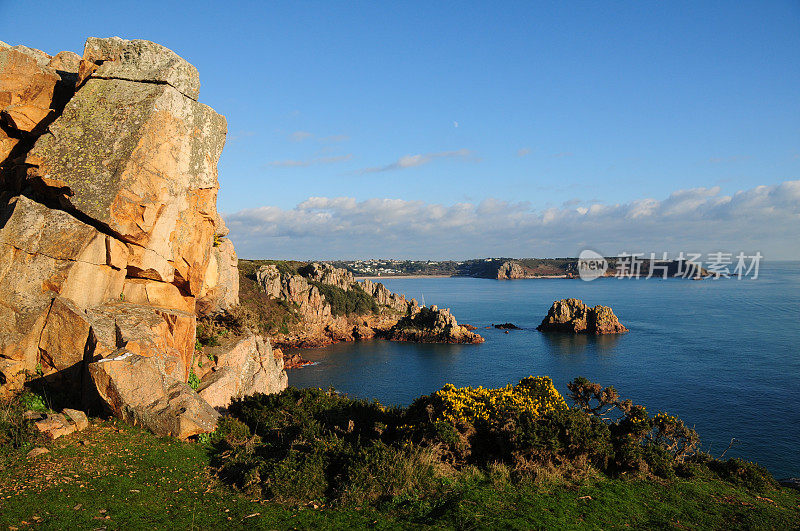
2;1;798;259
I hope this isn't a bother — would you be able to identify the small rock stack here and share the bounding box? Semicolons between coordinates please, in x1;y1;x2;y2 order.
536;298;628;334
386;305;485;344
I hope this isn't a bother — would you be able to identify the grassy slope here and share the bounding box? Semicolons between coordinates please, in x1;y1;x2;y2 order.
2;420;798;530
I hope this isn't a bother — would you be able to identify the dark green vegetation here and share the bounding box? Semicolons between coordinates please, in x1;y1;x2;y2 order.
309;281;378;317
209;379;779;505
237;259;306;279
197;260;304;340
2;384;798;529
201;260;381;341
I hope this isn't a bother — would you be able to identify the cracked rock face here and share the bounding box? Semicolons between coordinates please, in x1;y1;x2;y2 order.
0;36;283;438
197;333;287;412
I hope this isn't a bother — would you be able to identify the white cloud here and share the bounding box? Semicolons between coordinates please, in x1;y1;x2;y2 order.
517;147;531;157
227;130;256;143
226;180;800;260
359;149;474;173
290;130;313;142
265;154;353;168
319;134;349;143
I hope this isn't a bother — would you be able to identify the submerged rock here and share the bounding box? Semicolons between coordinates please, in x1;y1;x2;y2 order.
536;298;628;335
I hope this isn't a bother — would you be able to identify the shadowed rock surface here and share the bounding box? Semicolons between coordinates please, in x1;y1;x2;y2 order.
0;37;286;438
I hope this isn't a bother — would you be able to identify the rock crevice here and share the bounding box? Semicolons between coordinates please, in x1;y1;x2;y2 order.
0;36;283;438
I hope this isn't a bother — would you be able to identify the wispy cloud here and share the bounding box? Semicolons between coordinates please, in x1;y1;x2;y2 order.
265;154;353;168
359;149;475;174
228;130;256;143
290;130;313;142
320;134;349;143
288;131;349;143
226;180;800;260
517;147;531;157
708;155;750;164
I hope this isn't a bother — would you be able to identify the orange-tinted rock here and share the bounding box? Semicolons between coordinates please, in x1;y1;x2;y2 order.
87;302;196;381
385;305;485;344
197;217;239;316
0;45;59;133
0;36;280;440
197;333;287;410
27;75;226;291
122;278;195;314
89;350;218;439
0;196;126;390
536;298;628;334
62;408;89;431
38;297;93;373
34;413;76;440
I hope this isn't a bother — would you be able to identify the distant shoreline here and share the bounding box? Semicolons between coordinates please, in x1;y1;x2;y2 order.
354;274;571;280
355;274;454;280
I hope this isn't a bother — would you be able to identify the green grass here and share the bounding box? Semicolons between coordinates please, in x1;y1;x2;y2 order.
0;420;389;530
1;419;797;529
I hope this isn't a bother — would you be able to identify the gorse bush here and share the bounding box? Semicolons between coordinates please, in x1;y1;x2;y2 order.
424;377;567;426
210;376;778;508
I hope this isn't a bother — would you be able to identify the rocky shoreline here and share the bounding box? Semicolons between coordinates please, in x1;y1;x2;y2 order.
243;261;483;366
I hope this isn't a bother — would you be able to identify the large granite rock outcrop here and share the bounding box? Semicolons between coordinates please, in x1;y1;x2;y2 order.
197;216;240;316
0;37;286;437
536;298;628;334
197;333;287;411
385;305;484;344
361;278;413;312
89;350;219;439
256;264;332;323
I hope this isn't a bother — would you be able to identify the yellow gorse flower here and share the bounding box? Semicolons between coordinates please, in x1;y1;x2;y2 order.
432;376;567;426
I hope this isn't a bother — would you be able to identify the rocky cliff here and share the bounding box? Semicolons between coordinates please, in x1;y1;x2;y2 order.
536;298;628;334
0;37;286;438
251;262;482;354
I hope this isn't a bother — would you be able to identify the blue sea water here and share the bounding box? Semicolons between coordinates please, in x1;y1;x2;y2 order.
288;262;800;479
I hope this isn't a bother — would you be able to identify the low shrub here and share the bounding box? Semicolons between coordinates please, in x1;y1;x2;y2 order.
421;377;567;427
708;457;778;492
0;393;39;453
210;377;778;508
